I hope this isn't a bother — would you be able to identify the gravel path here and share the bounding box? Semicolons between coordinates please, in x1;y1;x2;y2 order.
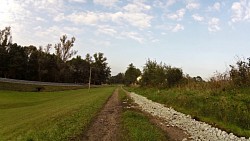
129;92;250;141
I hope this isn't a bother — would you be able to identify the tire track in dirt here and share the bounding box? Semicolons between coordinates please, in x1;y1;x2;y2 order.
81;88;122;141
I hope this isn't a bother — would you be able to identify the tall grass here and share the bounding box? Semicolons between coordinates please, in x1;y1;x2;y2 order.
127;86;250;137
0;87;115;140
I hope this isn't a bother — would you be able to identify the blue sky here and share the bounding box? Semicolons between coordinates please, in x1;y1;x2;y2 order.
1;0;250;79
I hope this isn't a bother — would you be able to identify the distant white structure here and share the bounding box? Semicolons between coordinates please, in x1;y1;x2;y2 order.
137;76;142;82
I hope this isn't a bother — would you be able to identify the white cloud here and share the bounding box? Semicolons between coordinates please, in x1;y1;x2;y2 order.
213;2;221;11
231;1;250;23
122;12;152;28
68;0;86;3
186;2;200;10
36;17;46;22
166;0;177;7
192;14;204;22
121;32;144;43
208;2;221;11
90;39;111;47
54;13;65;22
93;0;118;7
166;8;185;21
35;26;65;38
208;18;220;32
67;12;100;25
97;25;117;36
123;2;151;13
0;0;31;24
65;10;152;29
172;24;184;32
24;0;64;14
231;2;243;22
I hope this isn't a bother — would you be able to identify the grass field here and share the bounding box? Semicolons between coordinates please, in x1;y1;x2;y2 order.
126;87;250;138
0;87;115;140
0;82;85;92
119;88;168;141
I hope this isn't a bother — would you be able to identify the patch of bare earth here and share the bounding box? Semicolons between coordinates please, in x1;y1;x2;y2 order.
81;89;122;141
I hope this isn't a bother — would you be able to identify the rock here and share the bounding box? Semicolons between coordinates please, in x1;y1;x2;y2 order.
129;92;247;141
182;138;187;141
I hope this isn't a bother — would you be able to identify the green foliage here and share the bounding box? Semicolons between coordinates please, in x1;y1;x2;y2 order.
68;56;90;83
141;59;183;88
165;66;183;87
0;87;115;140
0;27;111;84
91;52;111;85
229;58;250;87
109;73;125;84
127;87;250;137
124;63;141;86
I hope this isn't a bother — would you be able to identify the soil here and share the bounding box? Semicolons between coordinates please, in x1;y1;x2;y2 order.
80;88;190;141
81;88;122;141
150;116;190;141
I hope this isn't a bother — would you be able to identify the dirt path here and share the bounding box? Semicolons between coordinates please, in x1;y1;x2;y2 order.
81;88;189;141
81;89;122;141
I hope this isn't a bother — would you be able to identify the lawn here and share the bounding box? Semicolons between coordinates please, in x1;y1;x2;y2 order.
0;87;115;141
119;88;168;141
0;81;85;92
126;87;250;138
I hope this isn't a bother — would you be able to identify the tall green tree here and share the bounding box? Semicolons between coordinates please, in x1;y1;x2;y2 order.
141;60;166;87
0;27;12;77
91;53;111;85
54;35;77;82
7;43;28;79
124;63;141;86
165;67;183;87
229;58;250;87
140;59;183;88
109;73;125;84
68;55;90;83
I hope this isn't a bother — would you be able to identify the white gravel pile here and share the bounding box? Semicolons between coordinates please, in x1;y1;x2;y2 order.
129;92;250;141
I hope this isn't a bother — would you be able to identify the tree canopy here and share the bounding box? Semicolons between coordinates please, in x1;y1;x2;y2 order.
0;27;111;84
124;63;141;86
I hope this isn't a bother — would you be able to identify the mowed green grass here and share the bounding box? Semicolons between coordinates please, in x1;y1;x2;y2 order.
0;87;115;141
0;82;85;92
119;88;168;141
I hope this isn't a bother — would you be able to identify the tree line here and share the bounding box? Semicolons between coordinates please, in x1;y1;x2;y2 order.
0;27;110;84
111;58;250;89
110;60;184;88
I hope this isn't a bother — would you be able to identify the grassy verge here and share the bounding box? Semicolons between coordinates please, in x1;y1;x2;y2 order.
126;87;250;138
0;87;115;140
119;88;168;141
0;81;85;92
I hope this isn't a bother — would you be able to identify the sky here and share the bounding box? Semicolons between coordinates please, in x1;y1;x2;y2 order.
1;0;250;79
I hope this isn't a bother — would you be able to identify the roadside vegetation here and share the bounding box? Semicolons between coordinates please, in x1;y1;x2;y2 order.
122;58;250;138
119;88;168;141
0;87;115;140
